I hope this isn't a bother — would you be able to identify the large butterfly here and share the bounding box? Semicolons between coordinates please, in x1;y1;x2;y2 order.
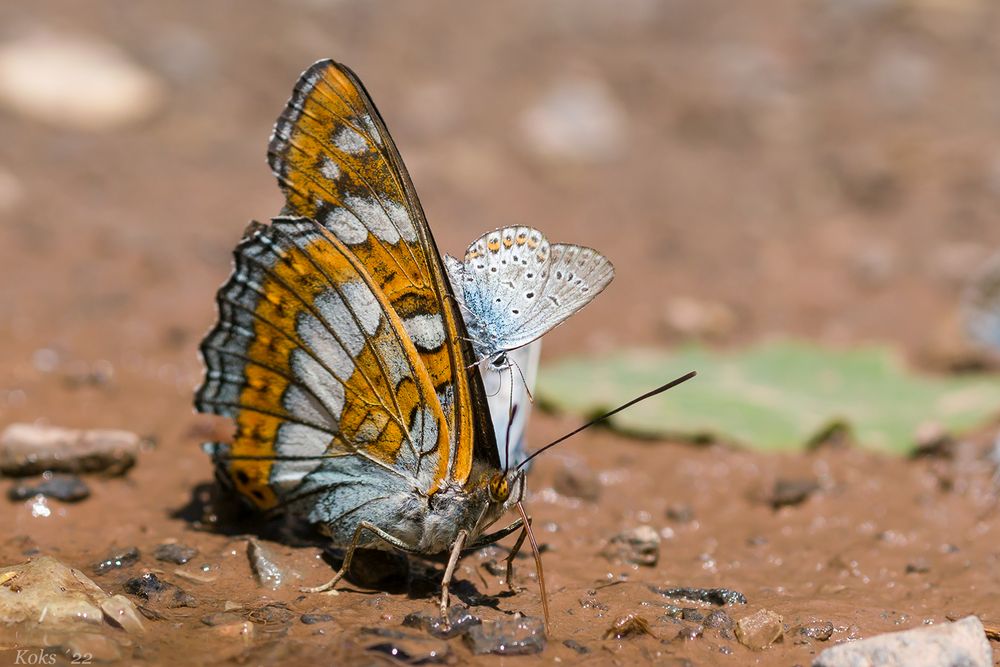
195;60;539;621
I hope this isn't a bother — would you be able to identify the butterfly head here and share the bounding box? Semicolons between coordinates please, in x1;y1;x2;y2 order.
473;468;525;534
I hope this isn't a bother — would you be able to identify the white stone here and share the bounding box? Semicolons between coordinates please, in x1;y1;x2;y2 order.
812;616;991;667
0;33;164;130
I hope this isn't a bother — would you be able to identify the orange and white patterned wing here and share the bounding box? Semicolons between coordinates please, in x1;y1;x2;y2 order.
197;217;454;509
268;60;496;487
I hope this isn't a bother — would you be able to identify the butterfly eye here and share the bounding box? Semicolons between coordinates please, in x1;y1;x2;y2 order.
488;474;510;502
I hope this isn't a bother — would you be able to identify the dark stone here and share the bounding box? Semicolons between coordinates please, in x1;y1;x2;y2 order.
153;543;197;565
906;559;931;574
681;608;704;621
402;604;481;639
799;621;835;641
300;613;335;625
8;474;90;502
666;504;695;523
563;639;590;654
93;546;140;575
123;572;196;608
248;603;293;624
771;478;820;508
463;616;546;655
704;610;734;630
650;586;747;606
362;627;450;664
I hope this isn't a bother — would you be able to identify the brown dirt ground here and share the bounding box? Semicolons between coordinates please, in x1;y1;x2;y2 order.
2;1;1000;665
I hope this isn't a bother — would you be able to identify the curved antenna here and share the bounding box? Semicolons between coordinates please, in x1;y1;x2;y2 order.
516;371;697;470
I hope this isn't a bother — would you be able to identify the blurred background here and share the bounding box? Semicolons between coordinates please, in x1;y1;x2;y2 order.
1;0;999;434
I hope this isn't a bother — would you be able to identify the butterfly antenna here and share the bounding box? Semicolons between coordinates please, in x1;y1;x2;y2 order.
516;371;696;470
509;355;535;403
516;500;550;634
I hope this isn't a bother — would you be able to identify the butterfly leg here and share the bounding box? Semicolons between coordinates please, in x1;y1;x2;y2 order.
439;529;468;619
301;521;410;594
503;524;529;593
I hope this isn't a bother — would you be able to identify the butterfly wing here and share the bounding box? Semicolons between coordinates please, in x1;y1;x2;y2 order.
197;217;461;508
964;251;1000;352
452;226;614;357
480;340;541;470
266;60;499;485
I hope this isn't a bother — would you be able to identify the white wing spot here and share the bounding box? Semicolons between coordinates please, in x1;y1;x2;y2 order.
323;206;368;244
333;126;368;154
320;157;341;181
402;313;446;351
345;195;416;244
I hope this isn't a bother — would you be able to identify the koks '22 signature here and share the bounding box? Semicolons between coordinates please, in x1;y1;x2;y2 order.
9;649;90;665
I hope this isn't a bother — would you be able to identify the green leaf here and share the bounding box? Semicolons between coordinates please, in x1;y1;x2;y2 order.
536;341;1000;453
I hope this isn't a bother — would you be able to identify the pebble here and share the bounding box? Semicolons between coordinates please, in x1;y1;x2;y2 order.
153;542;198;565
704;609;735;630
93;546;140;575
0;555;143;653
122;573;196;608
0;33;164;130
675;624;704;641
202;611;245;627
518;76;626;164
604;613;656;640
666;503;695;523
735;609;784;650
363;627;451;663
813;616;991;667
799;620;835;641
601;525;660;566
771;478;820;508
651;586;748;606
300;613;335;625
552;459;601;501
0;423;140;477
463;616;546;655
8;473;90;502
563;639;590;654
402;603;481;639
247;538;283;589
663;297;739;339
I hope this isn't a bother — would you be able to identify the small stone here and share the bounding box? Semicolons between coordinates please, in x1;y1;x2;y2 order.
813;616;990;667
704;610;734;630
300;613;334;625
153;543;197;565
402;603;481;639
518;76;626;164
681;608;704;621
563;639;590;654
100;594;146;634
0;423;140;477
463;616;546;655
247;538;283;590
552;460;601;501
603;614;656;640
771;478;820;508
363;627;451;663
663;297;739;339
799;620;834;641
676;624;704;641
666;504;695;523
906;558;931;574
735;609;784;650
123;573;196;608
650;586;748;606
8;473;90;502
0;555;143;654
0;33;164;130
601;525;660;566
202;611;245;627
93;547;140;575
